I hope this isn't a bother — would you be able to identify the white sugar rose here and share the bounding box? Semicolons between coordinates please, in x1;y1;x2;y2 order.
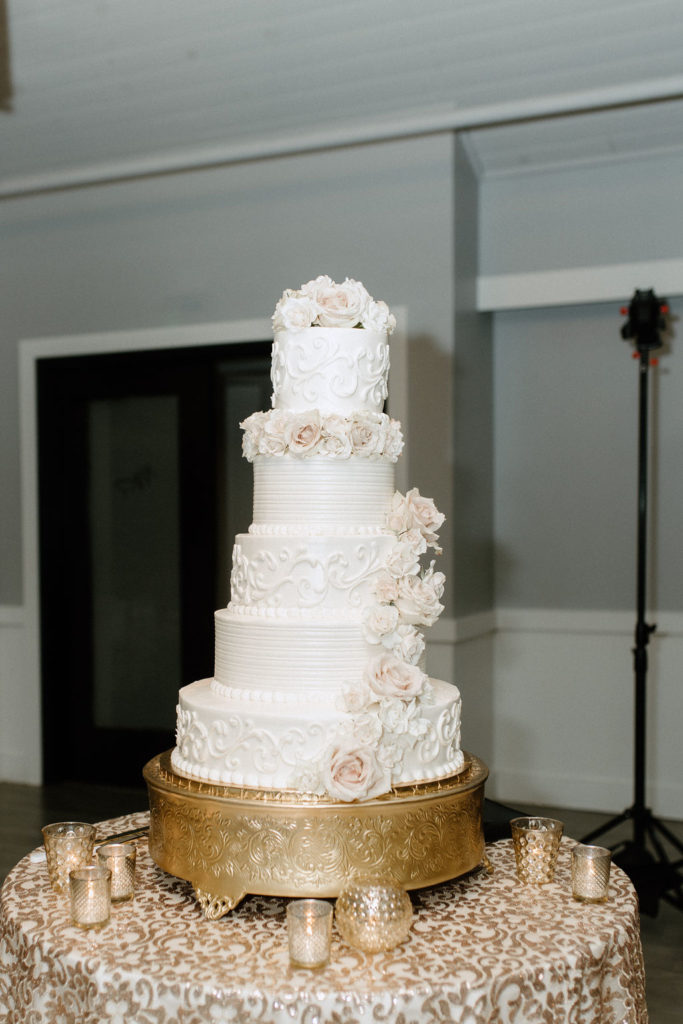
273;293;318;333
337;679;373;714
378;697;415;736
365;653;427;700
321;414;353;458
349;413;385;457
259;410;289;456
300;275;334;302
373;570;399;605
386;490;413;535
385;538;422;579
394;573;444;627
376;739;407;771
391;624;425;666
286;410;322;454
423;563;446;600
322;740;388;802
316;278;370;328
383;420;404;461
362;298;397;335
348;712;383;747
290;761;326;796
363;603;400;644
403;488;445;550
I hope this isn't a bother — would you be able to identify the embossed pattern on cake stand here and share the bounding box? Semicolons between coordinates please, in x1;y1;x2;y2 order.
144;750;487;919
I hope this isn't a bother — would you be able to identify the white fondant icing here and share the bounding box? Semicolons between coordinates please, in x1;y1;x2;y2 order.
252;456;395;528
173;678;463;791
229;533;395;611
214;611;371;693
271;328;389;415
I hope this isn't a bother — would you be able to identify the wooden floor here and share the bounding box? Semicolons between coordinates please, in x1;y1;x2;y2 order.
1;782;681;1022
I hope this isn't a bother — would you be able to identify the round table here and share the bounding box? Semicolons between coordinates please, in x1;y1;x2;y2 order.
0;811;648;1023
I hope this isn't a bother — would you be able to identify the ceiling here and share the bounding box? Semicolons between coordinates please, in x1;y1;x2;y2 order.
2;0;683;194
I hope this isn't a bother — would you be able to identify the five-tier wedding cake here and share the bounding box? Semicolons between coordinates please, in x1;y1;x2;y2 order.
171;276;464;802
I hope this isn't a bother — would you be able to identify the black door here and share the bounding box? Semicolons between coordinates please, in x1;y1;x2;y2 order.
37;342;270;785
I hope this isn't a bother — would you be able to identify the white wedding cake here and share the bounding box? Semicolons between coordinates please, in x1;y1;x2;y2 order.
171;276;464;802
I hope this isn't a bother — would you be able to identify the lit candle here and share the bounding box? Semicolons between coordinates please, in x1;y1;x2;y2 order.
42;822;96;894
286;899;333;968
70;865;111;929
572;845;611;903
510;817;564;885
97;842;137;902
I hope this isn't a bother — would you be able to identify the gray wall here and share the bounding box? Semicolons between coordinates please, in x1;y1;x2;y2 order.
1;134;488;612
493;301;683;612
480;149;683;275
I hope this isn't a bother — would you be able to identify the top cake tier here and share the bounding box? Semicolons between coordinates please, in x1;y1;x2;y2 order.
269;276;396;417
271;327;390;415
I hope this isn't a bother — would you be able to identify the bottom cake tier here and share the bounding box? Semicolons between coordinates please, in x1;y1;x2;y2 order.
144;750;488;918
172;676;464;791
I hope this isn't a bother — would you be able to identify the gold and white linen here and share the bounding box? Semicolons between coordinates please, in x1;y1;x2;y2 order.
0;811;647;1024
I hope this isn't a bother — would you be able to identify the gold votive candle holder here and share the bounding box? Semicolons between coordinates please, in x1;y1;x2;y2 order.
69;864;111;929
42;822;96;895
335;879;413;953
97;842;137;902
510;816;564;885
286;899;333;968
572;844;611;903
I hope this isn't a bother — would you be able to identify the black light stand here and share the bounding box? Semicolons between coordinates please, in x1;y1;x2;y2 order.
581;289;683;917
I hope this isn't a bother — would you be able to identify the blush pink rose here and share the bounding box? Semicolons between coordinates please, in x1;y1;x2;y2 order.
364;653;427;700
322;741;388;802
315;278;370;328
286;411;322;453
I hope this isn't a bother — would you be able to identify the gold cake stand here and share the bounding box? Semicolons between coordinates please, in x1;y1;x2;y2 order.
144;750;488;919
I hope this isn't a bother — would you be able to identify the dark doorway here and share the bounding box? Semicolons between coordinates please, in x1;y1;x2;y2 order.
37;341;271;785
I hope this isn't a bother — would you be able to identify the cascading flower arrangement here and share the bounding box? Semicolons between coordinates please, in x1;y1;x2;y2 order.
291;488;447;802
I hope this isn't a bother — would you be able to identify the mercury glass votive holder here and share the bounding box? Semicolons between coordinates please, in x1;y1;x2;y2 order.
572;844;611;903
286;899;333;968
97;842;137;902
510;817;564;885
335;878;413;953
69;865;111;929
42;822;96;895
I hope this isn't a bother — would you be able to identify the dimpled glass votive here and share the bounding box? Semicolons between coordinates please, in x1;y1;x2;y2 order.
572;844;611;903
42;822;96;895
510;817;564;885
97;842;137;902
286;899;333;968
335;879;413;952
70;865;111;929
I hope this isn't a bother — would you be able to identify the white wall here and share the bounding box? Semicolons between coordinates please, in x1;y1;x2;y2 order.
480;152;683;820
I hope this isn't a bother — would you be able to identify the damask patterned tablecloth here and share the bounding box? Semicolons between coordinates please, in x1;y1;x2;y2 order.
0;811;647;1024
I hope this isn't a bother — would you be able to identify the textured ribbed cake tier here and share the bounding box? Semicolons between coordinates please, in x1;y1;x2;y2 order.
229;532;396;612
271;327;389;415
172;677;464;789
252;456;394;528
214;611;372;694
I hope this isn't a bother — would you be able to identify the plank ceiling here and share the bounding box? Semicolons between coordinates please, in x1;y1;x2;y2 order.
1;0;683;192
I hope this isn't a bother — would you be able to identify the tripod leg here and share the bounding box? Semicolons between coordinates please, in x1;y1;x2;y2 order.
581;809;631;846
649;815;683;857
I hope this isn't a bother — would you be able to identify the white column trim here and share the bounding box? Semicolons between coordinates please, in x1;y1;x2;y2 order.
477;258;683;311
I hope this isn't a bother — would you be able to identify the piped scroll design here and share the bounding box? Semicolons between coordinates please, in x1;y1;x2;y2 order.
271;335;389;409
230;541;385;609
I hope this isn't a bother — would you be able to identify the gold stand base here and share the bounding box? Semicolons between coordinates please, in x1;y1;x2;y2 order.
144;751;487;918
